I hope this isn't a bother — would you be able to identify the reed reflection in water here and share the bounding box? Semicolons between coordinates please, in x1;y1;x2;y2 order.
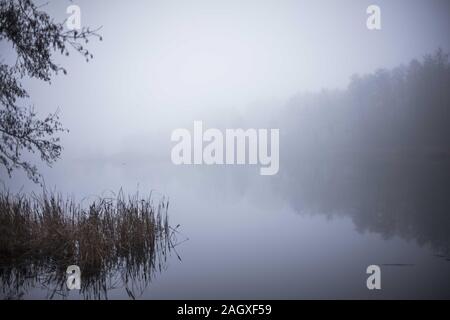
0;189;183;299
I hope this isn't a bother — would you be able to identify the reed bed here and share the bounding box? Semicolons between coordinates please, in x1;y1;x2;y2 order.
0;189;178;298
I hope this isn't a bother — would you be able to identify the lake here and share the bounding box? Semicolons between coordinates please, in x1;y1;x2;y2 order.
2;153;450;299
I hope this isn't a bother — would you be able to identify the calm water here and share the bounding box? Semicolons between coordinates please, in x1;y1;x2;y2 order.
2;155;450;299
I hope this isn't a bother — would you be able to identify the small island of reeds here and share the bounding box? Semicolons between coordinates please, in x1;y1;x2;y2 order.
0;189;181;299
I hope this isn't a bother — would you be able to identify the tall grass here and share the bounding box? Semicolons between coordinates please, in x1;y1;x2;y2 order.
0;189;179;299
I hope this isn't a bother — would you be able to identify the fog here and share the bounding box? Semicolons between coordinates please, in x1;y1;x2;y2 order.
2;0;446;156
1;0;450;299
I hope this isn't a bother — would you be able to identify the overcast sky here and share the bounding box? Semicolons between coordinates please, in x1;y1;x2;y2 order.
2;0;450;156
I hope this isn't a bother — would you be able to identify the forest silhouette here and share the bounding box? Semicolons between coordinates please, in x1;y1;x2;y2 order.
280;49;450;254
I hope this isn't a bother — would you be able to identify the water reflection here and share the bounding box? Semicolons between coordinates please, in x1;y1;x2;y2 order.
1;258;168;299
275;51;450;257
0;191;183;300
279;158;450;255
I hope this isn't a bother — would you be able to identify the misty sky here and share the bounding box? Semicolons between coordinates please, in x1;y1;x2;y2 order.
2;0;450;159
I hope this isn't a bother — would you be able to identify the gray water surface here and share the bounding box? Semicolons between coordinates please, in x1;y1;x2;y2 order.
3;156;450;299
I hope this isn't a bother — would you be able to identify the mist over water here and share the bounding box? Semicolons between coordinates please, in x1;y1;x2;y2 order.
2;0;450;299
